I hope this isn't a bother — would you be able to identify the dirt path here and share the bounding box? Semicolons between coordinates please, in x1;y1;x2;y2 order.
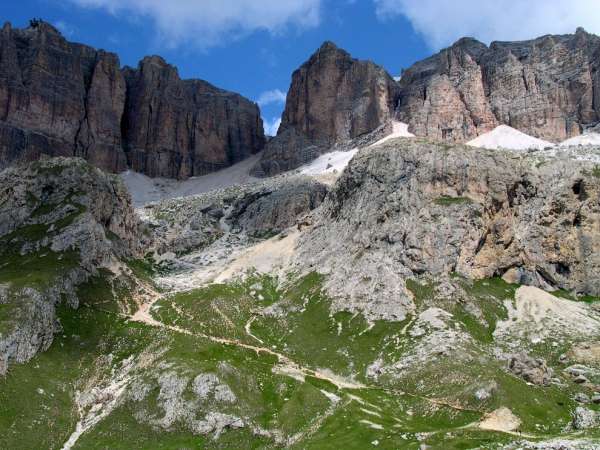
244;316;265;344
130;296;366;390
61;356;137;450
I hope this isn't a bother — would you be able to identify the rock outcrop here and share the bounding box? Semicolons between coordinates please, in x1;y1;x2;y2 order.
295;138;600;320
144;173;328;256
0;21;265;179
226;177;328;236
0;157;141;374
397;28;600;142
252;42;399;176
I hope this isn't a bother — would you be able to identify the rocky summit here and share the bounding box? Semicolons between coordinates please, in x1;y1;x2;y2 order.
396;28;600;143
0;21;264;179
251;41;400;177
2;18;600;450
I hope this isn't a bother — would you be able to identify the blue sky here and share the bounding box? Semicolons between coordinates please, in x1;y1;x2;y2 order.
2;0;598;135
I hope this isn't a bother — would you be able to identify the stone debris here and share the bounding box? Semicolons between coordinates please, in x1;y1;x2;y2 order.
508;353;553;386
479;407;521;432
572;407;598;430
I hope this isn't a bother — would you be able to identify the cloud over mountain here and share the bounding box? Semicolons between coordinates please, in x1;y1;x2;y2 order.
68;0;322;49
257;89;287;107
374;0;600;49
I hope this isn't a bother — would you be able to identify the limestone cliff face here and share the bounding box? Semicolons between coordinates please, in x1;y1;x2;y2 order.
397;29;600;142
0;21;127;172
295;139;600;321
0;21;265;179
252;42;400;176
122;57;264;179
0;157;141;374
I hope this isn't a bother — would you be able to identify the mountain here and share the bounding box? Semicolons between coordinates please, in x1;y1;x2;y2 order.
122;56;265;179
3;23;600;450
3;140;600;448
396;28;600;143
251;41;400;177
0;21;265;179
253;29;600;175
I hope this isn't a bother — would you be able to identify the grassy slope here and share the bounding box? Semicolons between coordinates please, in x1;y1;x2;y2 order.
2;266;600;448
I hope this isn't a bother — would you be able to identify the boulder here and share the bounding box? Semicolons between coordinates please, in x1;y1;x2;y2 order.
509;353;553;386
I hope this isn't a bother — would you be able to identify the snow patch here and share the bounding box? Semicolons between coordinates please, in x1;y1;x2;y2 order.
299;148;358;176
560;132;600;147
467;125;553;151
120;153;262;207
369;121;415;147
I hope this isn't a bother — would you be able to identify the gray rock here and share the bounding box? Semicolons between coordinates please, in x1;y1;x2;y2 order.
294;139;600;320
509;353;553;386
191;373;236;403
0;157;140;374
192;373;220;400
574;393;590;403
146;173;328;257
572;407;598;430
190;412;244;438
227;177;328;236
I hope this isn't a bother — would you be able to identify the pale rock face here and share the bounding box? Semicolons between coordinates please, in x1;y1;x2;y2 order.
397;30;600;143
295;139;600;320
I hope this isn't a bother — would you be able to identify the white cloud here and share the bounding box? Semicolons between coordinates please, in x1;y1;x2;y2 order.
55;20;76;37
263;117;282;136
374;0;600;50
67;0;321;49
256;89;287;107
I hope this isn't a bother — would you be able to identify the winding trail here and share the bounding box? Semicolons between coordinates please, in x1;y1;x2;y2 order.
62;280;557;449
130;293;366;390
244;316;265;344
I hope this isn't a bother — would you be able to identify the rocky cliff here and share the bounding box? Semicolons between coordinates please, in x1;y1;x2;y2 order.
122;57;265;179
295;138;600;321
397;28;600;142
0;157;141;374
251;42;399;176
0;21;264;179
253;31;600;176
0;21;128;172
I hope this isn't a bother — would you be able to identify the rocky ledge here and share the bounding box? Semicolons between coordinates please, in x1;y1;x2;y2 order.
0;157;141;374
